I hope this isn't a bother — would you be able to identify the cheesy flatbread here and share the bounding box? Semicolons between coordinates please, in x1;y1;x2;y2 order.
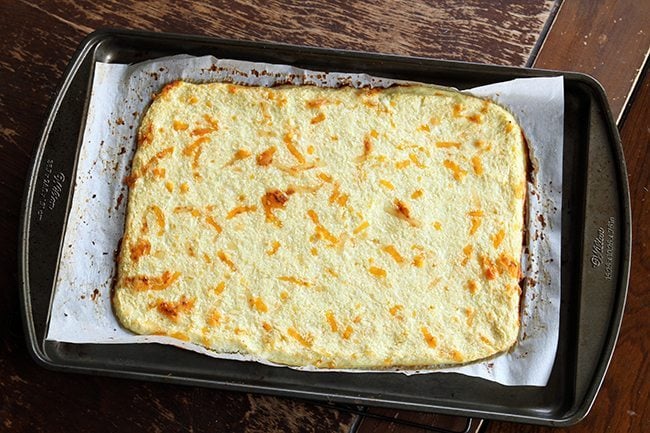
113;81;526;368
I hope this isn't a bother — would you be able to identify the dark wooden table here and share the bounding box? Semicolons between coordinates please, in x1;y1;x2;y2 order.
1;1;648;431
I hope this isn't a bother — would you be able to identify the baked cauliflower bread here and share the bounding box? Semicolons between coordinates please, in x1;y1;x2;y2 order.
113;81;526;369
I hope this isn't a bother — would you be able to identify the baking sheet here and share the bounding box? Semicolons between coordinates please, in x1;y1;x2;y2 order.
46;55;562;386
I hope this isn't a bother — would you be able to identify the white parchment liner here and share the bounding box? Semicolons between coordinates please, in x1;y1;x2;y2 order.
46;55;562;386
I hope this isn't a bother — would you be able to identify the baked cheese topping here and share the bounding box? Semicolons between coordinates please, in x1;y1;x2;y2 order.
113;81;526;368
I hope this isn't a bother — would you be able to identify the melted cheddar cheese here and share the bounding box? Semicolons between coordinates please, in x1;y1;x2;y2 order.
113;81;526;368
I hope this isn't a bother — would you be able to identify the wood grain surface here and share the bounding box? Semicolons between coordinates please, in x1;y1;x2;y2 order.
355;408;483;433
1;0;648;432
17;0;556;65
533;0;650;120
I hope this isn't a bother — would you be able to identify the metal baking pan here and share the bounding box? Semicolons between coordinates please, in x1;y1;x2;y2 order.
19;29;630;426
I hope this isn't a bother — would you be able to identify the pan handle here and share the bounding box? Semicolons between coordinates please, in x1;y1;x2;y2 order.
18;32;102;367
569;75;631;421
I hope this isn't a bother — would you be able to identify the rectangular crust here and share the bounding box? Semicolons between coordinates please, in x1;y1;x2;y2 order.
113;81;526;369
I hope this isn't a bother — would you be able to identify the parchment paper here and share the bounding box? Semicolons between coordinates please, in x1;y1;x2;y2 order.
46;55;562;386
